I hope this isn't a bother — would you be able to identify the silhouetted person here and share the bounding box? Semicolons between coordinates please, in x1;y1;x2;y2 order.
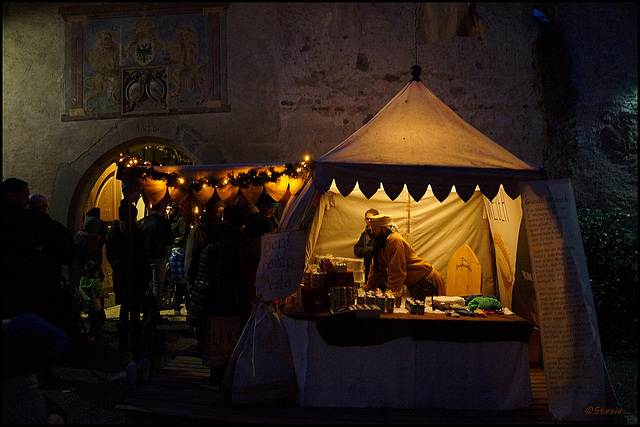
139;202;173;319
86;207;109;254
74;217;106;340
106;201;150;351
2;180;75;336
188;204;247;385
26;193;75;334
185;198;225;300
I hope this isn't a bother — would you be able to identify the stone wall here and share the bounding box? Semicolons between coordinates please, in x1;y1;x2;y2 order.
2;2;637;228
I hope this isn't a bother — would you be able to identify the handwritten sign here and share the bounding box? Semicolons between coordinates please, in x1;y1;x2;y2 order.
255;230;306;301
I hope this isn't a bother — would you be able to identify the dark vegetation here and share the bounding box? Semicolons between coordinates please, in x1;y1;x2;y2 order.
578;206;637;416
578;205;638;350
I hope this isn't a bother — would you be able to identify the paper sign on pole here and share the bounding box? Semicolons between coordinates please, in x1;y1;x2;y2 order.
520;179;619;422
255;230;306;302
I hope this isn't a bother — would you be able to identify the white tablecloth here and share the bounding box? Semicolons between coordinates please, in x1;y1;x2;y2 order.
282;315;533;410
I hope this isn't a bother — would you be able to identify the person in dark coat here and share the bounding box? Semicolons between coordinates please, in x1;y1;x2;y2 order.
26;193;75;334
139;202;174;318
184;198;225;300
2;179;39;320
187;205;247;376
74;217;106;339
73;217;104;283
106;201;150;351
353;208;379;283
239;202;272;323
165;203;189;314
165;203;188;247
2;180;76;336
255;191;280;232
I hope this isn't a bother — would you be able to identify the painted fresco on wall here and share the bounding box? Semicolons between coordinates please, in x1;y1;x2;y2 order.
60;3;229;121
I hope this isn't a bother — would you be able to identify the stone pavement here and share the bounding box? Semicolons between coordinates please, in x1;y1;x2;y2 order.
39;305;196;425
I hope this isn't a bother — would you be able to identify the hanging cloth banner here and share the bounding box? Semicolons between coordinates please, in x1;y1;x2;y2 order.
254;230;306;302
484;186;523;309
520;179;618;422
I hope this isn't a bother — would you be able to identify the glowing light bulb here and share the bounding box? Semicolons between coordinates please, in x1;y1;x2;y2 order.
304;155;310;162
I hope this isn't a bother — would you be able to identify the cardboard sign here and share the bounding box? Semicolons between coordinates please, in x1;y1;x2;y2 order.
255;230;306;301
204;315;242;367
446;244;482;296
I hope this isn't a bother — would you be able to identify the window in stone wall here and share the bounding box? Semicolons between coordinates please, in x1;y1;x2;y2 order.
59;3;229;121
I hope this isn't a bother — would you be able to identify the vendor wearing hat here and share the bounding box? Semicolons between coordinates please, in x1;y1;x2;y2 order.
364;214;445;299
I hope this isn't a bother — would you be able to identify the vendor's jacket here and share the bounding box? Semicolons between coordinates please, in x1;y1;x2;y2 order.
353;228;375;280
364;231;444;296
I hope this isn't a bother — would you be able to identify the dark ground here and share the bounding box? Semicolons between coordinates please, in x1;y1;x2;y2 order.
38;306;638;425
601;334;638;422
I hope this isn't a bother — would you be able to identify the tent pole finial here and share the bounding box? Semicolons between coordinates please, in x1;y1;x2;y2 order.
410;65;422;81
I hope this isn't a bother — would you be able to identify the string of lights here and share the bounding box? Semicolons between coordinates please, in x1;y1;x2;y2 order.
116;152;312;192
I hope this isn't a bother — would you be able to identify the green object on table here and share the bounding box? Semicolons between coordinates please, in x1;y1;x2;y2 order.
467;296;502;312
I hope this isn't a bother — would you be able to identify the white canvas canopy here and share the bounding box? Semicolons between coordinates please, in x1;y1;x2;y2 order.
310;76;546;203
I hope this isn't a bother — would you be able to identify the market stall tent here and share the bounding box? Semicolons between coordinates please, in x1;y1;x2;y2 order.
280;71;547;306
277;70;617;421
116;70;617;422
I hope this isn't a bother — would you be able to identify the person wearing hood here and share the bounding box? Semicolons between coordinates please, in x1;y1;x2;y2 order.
86;207;108;252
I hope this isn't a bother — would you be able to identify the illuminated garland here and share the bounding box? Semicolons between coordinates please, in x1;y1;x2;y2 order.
116;152;311;191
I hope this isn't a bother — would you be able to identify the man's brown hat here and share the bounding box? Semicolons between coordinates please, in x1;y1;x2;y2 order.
367;214;393;227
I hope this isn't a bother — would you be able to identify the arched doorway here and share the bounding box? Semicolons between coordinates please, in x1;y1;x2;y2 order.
84;144;193;222
80;142;193;304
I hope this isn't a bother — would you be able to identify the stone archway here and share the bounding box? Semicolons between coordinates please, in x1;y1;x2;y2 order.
50;121;227;298
66;137;195;234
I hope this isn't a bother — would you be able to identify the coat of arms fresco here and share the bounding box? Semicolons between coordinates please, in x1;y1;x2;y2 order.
60;3;228;120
